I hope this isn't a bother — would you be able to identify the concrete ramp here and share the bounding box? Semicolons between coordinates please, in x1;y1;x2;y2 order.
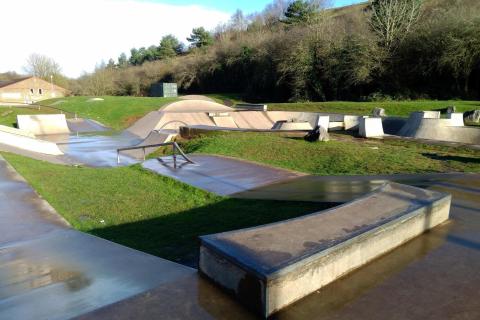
230;111;274;129
120;131;176;160
17;114;70;135
126;111;164;139
161;100;233;113
398;111;480;144
155;112;215;131
199;183;451;317
0;125;63;155
211;115;238;128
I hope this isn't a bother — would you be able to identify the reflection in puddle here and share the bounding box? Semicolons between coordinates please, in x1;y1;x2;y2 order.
0;254;92;300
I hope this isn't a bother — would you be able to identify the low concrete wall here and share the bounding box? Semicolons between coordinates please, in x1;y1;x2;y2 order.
17;114;70;135
199;183;451;317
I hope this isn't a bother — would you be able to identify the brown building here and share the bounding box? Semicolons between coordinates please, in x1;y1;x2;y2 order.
0;76;69;104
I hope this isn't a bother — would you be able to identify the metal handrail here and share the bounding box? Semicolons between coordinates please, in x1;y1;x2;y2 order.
117;141;195;165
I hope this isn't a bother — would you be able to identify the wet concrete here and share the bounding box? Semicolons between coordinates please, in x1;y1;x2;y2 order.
48;132;142;167
1;149;480;319
0;156;196;320
79;174;480;320
142;155;303;196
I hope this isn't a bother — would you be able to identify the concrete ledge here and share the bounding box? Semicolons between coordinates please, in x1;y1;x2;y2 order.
235;104;268;111
199;183;451;317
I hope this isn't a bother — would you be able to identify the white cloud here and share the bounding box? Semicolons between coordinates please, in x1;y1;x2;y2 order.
0;0;230;78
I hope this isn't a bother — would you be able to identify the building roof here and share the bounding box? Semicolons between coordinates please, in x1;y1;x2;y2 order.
0;76;69;93
0;77;31;89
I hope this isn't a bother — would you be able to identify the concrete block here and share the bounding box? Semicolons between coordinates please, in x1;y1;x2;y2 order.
344;115;362;131
422;111;441;119
328;121;344;131
316;115;330;130
447;113;465;127
199;183;451;317
359;117;384;137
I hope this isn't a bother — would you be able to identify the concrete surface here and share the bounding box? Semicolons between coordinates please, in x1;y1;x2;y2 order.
142;155;303;196
1;148;480;319
199;183;451;316
39;173;480;320
359;117;384;137
0;156;197;320
66;118;109;133
17;114;71;135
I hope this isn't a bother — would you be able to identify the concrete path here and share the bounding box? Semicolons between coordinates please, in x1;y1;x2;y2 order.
142;155;303;196
0;156;199;320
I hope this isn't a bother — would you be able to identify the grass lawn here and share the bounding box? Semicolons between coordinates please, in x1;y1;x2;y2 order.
0;106;62;127
167;132;480;175
268;100;480;117
2;152;329;266
39;96;178;130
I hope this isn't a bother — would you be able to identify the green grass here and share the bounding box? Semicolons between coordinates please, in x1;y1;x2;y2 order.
0;106;61;127
204;93;246;105
268;100;480;118
40;96;178;130
2;152;329;265
172;132;480;175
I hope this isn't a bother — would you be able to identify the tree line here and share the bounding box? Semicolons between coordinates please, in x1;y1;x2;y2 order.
69;0;480;101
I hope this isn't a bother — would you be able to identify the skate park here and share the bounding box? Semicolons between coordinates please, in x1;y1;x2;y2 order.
0;97;480;319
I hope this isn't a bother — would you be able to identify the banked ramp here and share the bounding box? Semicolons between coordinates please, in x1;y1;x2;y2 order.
0;125;63;155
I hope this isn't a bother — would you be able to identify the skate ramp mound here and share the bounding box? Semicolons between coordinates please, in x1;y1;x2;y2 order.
160;100;233;113
0;125;63;155
398;111;480;144
17;114;70;135
179;95;215;102
119;131;176;160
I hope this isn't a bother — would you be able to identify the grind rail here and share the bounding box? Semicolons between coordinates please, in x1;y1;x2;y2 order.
117;141;195;165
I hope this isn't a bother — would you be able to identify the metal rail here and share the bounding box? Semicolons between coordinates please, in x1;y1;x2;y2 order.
117;141;195;166
18;103;77;119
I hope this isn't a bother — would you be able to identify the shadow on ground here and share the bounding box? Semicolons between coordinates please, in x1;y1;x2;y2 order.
90;198;337;267
422;153;480;164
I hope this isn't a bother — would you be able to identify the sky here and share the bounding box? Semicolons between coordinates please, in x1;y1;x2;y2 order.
0;0;364;78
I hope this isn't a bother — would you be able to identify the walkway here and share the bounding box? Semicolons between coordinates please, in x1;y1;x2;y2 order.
142;155;303;196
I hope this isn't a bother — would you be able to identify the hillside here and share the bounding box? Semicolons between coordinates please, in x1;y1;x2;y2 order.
74;0;480;102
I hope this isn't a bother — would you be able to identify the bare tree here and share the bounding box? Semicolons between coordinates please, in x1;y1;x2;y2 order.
370;0;423;51
23;53;62;80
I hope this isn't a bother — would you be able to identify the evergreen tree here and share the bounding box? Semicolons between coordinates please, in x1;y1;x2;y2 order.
283;0;316;25
187;27;213;48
